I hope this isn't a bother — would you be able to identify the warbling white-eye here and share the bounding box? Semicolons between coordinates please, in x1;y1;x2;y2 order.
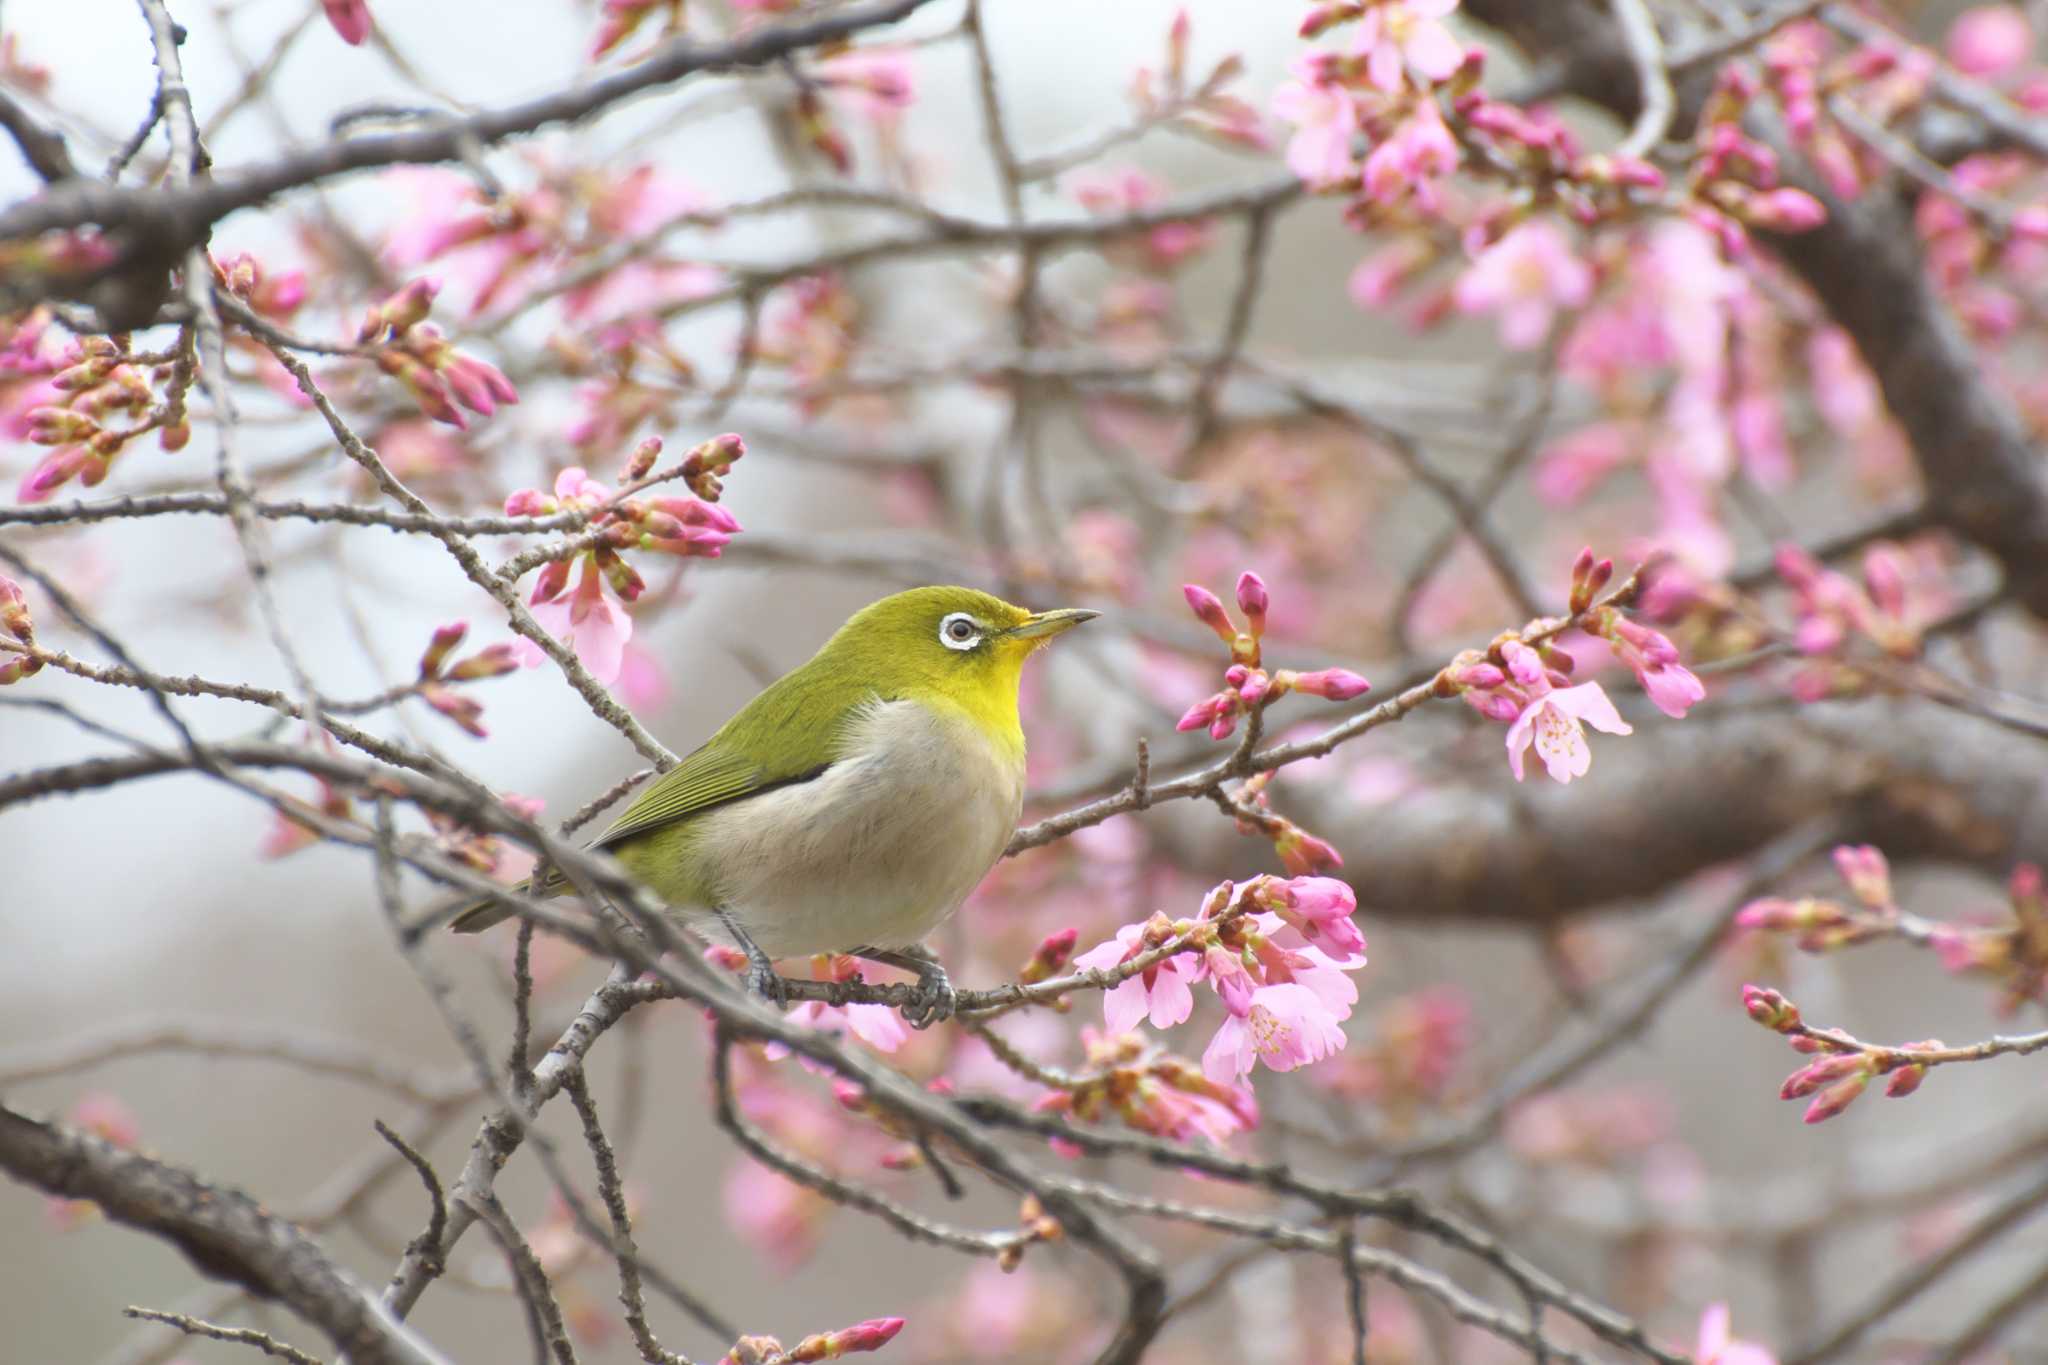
450;585;1097;1025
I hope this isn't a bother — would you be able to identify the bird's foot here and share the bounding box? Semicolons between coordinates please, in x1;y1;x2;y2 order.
853;944;957;1029
901;961;956;1030
718;909;789;1010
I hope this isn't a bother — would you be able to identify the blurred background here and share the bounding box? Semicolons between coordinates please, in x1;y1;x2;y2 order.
5;0;2048;1361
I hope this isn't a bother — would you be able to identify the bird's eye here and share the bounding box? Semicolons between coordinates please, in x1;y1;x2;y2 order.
939;613;982;650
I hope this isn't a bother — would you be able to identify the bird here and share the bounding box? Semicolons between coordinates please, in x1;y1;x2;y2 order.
448;585;1097;1026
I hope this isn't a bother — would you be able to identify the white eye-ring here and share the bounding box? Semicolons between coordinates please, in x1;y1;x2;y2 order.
939;612;984;651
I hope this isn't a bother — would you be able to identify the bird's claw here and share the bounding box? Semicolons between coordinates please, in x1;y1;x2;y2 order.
743;958;790;1010
901;964;956;1030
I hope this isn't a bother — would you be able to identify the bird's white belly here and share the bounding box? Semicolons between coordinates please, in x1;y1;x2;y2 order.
683;698;1024;959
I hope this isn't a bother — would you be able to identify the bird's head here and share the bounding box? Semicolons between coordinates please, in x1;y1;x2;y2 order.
823;585;1097;724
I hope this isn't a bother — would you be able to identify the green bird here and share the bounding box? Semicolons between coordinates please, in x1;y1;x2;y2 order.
449;585;1097;1025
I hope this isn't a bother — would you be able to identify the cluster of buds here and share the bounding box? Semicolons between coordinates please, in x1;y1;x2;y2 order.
1219;769;1344;874
1688;88;1829;242
1032;1028;1260;1148
1928;863;2048;1013
1737;843;1898;952
1774;540;1946;699
1743;983;1945;1123
1129;11;1267;152
213;251;307;320
1176;571;1370;741
507;434;744;560
16;334;192;502
0;576;43;686
1570;549;1708;719
413;621;520;738
502;434;743;683
356;278;518;430
721;1316;905;1365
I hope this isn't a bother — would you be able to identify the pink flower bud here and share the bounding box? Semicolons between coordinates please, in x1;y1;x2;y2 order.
1289;668;1372;701
1235;571;1269;638
1274;822;1342;876
1745;187;1828;232
420;682;487;738
440;352;518;417
1452;660;1507;690
321;0;373;44
788;1317;905;1361
1740;983;1801;1032
1021;927;1078;984
1803;1072;1868;1123
1884;1062;1929;1098
418;621;467;678
364;277;438;341
1183;584;1235;643
0;576;31;644
529;558;572;606
621;435;663;482
1780;1053;1865;1100
1177;692;1229;734
503;488;553;517
1831;844;1893;909
448;642;520;680
681;432;745;500
650;496;742;534
26;406;97;445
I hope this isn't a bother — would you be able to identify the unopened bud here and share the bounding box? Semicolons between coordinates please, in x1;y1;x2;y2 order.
447;642;520;680
1021;928;1078;984
418;621;468;678
622;435;663;482
1183;584;1235;643
1235;571;1269;639
1803;1071;1868;1123
1741;983;1801;1032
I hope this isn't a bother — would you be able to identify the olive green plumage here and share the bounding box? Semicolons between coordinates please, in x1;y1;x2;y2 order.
447;586;1095;957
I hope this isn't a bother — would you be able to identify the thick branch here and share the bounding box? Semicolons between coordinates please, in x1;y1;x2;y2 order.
0;1102;446;1365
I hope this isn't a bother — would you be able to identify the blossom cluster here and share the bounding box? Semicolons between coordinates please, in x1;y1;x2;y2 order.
413;620;520;739
1176;570;1371;741
502;432;743;684
355;278;519;431
9;325;192;504
1740;984;1942;1124
1437;551;1702;784
1071;874;1368;1088
0;574;42;686
1773;540;1950;699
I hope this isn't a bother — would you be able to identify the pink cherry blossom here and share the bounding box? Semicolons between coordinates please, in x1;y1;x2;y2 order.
1352;0;1466;92
520;557;632;684
784;999;910;1053
1455;221;1594;349
1695;1303;1779;1365
1361;101;1458;208
1505;681;1633;784
1202;982;1349;1082
1073;921;1197;1033
1271;58;1361;189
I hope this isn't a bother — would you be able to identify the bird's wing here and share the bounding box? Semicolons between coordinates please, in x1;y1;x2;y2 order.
590;742;829;852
